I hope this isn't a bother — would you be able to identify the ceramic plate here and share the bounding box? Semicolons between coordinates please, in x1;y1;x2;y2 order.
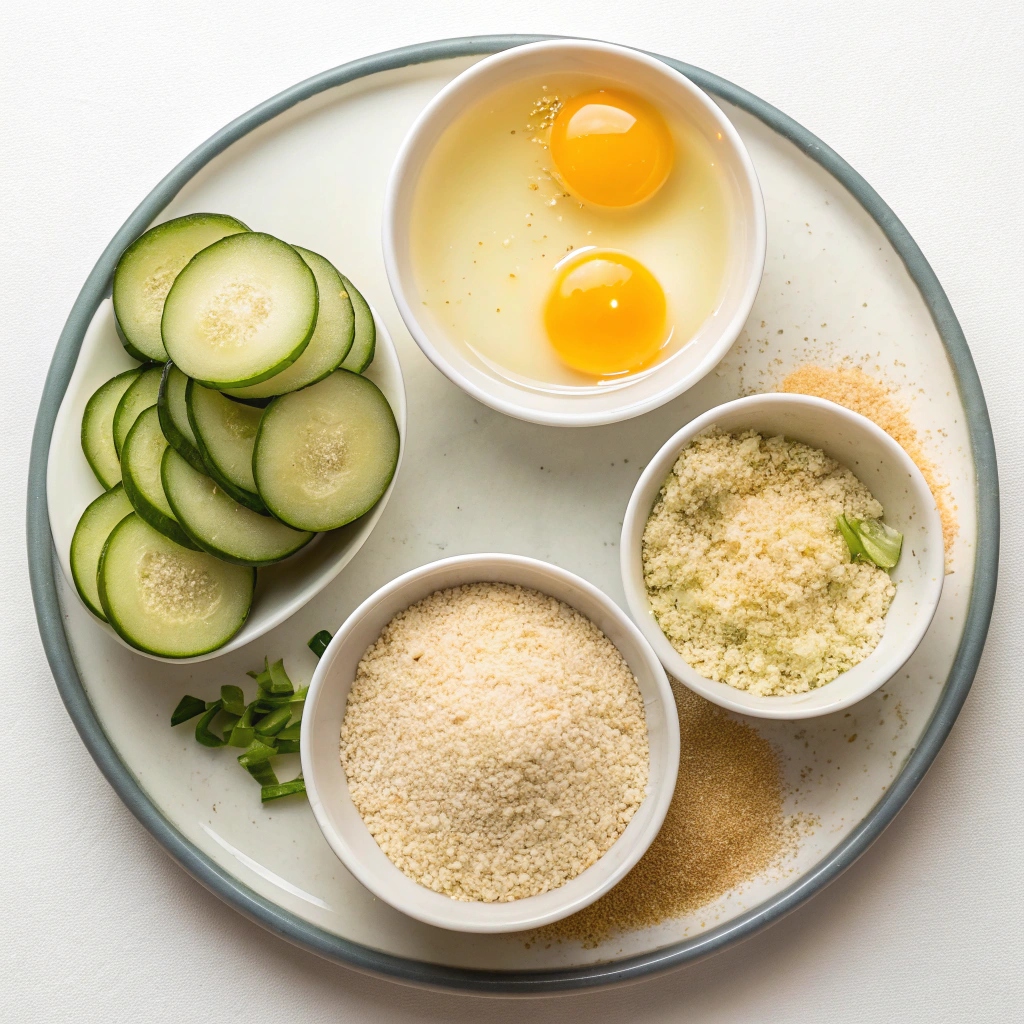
27;36;998;993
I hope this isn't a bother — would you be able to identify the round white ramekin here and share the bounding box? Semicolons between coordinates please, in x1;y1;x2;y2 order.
620;393;945;719
382;38;766;427
301;553;679;933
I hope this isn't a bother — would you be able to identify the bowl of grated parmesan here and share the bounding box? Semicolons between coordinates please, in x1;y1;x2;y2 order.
621;393;945;720
300;553;679;933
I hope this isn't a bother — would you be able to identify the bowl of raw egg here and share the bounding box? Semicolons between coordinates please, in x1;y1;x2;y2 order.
383;38;766;426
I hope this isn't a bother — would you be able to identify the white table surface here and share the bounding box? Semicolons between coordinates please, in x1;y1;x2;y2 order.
3;2;1021;1020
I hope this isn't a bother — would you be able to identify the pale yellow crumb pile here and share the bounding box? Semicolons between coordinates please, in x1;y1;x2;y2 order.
340;583;649;903
643;429;895;696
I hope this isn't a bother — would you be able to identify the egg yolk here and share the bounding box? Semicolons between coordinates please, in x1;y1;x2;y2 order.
545;250;667;376
549;90;673;207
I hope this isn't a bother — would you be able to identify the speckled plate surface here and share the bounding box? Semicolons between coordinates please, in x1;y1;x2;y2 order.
27;36;997;993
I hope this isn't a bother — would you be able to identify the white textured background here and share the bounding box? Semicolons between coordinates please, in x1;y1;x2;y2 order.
3;2;1021;1020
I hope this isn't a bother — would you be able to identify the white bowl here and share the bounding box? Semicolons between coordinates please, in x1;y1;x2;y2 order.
47;298;407;664
301;553;680;933
620;394;945;719
382;39;766;427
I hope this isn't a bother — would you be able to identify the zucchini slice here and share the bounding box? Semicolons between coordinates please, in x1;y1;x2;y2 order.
113;213;249;361
162;447;313;566
158;363;205;471
98;513;255;658
253;370;399;531
222;247;354;400
70;484;133;620
162;232;318;388
186;379;266;513
224;394;271;409
338;275;375;373
112;364;164;457
120;406;195;549
81;368;142;488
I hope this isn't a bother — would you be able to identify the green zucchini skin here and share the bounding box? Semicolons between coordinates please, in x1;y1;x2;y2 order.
253;369;399;532
97;513;255;658
112;364;165;457
185;378;268;514
221;246;355;400
162;232;318;388
158;363;206;472
223;394;272;409
120;406;197;549
338;275;376;373
70;484;133;619
113;213;249;362
161;447;313;567
81;367;143;488
115;319;154;363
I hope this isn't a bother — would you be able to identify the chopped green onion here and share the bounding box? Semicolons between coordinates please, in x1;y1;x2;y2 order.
195;700;228;747
238;740;280;786
220;684;245;716
171;695;207;727
261;778;306;802
275;719;301;753
247;657;272;689
308;630;333;658
837;515;903;570
172;656;310;805
227;701;257;747
265;659;294;695
254;706;291;737
253;686;308;711
244;761;278;787
228;727;255;749
218;713;240;737
239;738;278;760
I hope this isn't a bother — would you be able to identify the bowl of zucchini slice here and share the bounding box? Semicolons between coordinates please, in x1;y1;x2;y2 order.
50;212;406;662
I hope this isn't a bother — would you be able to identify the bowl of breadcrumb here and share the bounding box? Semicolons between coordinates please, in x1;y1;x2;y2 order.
301;553;679;933
621;393;945;720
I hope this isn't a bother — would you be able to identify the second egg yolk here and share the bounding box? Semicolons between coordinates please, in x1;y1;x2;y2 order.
549;90;674;207
545;250;667;376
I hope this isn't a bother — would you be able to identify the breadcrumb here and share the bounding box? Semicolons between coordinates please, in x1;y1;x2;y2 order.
341;583;649;902
534;681;803;948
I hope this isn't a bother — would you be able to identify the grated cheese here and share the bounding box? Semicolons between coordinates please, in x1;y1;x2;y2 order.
642;429;895;696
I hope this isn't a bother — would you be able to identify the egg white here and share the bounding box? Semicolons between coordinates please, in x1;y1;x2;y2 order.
410;73;732;390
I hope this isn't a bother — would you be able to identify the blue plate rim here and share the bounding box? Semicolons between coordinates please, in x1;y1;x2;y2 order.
26;34;999;994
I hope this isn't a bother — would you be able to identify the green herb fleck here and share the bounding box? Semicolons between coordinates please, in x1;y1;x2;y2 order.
220;684;246;716
308;630;333;658
171;695;207;727
195;700;229;747
261;778;306;803
266;659;293;695
254;706;292;737
837;515;903;569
